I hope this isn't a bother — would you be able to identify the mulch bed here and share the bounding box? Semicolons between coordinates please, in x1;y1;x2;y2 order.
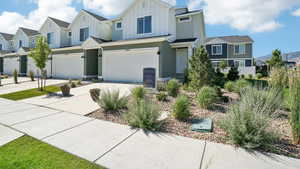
87;89;300;159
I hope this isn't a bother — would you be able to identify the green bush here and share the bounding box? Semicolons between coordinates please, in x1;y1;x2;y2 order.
70;82;76;88
132;87;146;101
76;80;82;86
172;95;190;121
225;81;235;92
124;99;162;131
157;81;167;91
247;74;253;79
89;88;101;103
289;71;300;144
97;90;128;111
166;79;181;97
13;69;18;84
197;86;218;109
156;92;168;102
256;73;263;79
234;79;251;93
240;74;245;79
221;86;280;149
29;71;34;81
269;67;288;89
227;67;239;81
213;68;226;87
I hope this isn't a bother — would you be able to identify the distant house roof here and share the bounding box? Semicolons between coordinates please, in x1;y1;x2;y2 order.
82;9;108;22
0;32;14;41
205;36;254;44
20;27;40;37
49;17;70;28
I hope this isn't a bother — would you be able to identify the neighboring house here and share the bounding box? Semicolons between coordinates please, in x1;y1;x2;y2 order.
39;17;71;48
13;27;40;50
0;33;14;52
205;36;256;75
69;9;112;46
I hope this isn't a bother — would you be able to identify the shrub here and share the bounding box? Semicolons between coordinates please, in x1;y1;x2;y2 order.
124;99;162;131
157;81;166;91
234;79;251;94
132;87;146;101
166;79;181;97
172;95;190;121
13;69;18;84
225;81;235;92
70;82;76;88
247;74;253;79
289;71;300;144
29;71;34;81
213;68;226;87
256;73;263;79
240;74;245;79
269;67;288;89
76;80;82;86
197;86;218;109
156;92;168;102
89;88;101;103
221;86;280;149
97;90;128;111
227;67;239;81
60;84;70;97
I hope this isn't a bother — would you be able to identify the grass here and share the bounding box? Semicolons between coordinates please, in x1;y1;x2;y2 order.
0;85;61;101
0;136;104;169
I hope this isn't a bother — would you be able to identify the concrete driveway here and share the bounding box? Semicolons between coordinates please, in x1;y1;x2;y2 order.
0;77;67;95
22;83;139;115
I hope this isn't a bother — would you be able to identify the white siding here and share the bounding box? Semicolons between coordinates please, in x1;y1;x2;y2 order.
13;30;29;50
27;57;52;77
122;0;175;40
40;19;61;49
60;29;70;47
70;11;112;46
0;35;12;51
3;57;19;75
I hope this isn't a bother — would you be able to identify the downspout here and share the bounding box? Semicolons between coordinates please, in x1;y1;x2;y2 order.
98;47;103;80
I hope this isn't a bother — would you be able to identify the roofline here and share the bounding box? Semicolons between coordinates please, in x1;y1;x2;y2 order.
176;10;203;17
68;10;108;29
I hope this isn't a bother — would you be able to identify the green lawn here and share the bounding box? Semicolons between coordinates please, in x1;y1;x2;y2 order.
0;136;104;169
0;86;61;101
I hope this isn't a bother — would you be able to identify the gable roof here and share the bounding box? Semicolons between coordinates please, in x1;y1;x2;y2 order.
49;17;70;28
19;27;40;37
0;32;14;41
82;9;108;22
205;36;254;44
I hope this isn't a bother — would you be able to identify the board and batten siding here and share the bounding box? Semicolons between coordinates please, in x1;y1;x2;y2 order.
112;21;123;41
122;0;176;40
70;11;112;46
13;29;30;50
0;35;13;51
40;18;63;48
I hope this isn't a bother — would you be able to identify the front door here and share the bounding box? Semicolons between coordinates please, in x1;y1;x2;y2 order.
19;55;27;76
0;58;3;74
176;48;188;74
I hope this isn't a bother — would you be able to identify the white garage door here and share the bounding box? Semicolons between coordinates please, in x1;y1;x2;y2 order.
103;47;159;83
3;57;19;75
52;52;84;79
27;58;52;77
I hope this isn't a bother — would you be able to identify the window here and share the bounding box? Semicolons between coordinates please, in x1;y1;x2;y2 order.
47;32;53;44
115;21;122;30
234;44;246;55
212;45;222;55
0;44;2;50
137;16;152;34
245;60;252;67
234;60;245;67
69;32;72;37
19;40;23;48
179;16;191;23
80;27;89;42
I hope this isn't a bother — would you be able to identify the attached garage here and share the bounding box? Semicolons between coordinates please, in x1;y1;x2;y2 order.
52;52;84;79
102;47;159;83
3;56;19;75
27;57;52;77
0;57;3;74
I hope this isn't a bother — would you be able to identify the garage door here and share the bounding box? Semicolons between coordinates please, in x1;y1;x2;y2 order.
3;57;19;75
52;52;84;79
103;47;159;83
27;58;52;77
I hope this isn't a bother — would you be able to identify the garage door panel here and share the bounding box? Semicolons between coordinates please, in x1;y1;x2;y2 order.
52;53;84;79
103;48;159;83
3;57;19;75
27;58;52;77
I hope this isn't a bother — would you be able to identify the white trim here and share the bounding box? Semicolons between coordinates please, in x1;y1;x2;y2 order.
175;11;202;18
178;16;192;23
115;21;122;30
136;16;152;35
211;44;222;55
234;44;246;55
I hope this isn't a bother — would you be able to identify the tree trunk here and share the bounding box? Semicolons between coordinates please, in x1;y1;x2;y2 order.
37;70;40;90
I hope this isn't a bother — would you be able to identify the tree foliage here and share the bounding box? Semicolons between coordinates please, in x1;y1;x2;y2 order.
188;46;215;90
219;60;228;70
266;49;284;69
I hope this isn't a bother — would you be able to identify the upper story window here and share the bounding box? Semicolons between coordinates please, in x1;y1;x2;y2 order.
69;32;72;37
234;44;246;55
19;40;23;48
115;21;122;30
178;16;192;23
137;16;152;34
0;44;2;50
47;32;54;44
80;27;89;42
212;44;222;55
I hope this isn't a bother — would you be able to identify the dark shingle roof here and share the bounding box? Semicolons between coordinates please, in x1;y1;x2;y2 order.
49;17;70;28
0;32;14;41
20;27;40;36
205;35;254;44
82;10;108;22
172;38;197;43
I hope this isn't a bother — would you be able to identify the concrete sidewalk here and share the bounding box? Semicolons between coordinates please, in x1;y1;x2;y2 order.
0;98;299;169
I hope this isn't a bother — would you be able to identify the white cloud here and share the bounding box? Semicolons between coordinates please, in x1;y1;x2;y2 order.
81;0;176;16
292;8;300;16
188;0;300;33
0;0;77;34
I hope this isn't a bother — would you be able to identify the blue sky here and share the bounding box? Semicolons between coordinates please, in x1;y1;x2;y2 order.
1;0;300;57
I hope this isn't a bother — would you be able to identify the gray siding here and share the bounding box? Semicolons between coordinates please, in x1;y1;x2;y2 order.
176;13;204;40
84;49;98;76
228;43;252;59
206;44;227;59
112;22;123;41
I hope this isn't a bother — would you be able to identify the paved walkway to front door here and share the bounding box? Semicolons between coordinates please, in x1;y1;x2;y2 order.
1;98;300;169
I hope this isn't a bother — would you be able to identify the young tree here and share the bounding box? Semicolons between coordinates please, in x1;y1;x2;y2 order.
188;46;215;90
28;36;51;91
266;49;284;70
219;60;228;71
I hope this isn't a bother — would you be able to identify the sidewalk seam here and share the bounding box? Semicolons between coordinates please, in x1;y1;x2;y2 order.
199;141;207;169
10;111;63;126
